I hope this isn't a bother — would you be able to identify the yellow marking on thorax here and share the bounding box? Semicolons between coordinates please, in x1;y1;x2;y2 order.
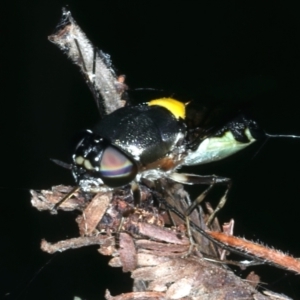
148;98;186;119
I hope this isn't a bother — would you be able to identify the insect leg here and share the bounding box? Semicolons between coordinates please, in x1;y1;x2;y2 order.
185;184;214;216
130;181;141;207
113;181;141;248
206;182;231;226
52;186;81;211
169;172;231;225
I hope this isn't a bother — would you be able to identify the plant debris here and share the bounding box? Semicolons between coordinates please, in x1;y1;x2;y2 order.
30;8;297;299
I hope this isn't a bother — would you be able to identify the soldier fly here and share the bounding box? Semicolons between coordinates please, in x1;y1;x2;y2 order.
25;8;300;299
49;8;300;226
49;9;266;218
3;7;300;300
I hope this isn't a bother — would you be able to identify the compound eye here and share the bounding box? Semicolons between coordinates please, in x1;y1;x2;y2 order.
99;146;137;187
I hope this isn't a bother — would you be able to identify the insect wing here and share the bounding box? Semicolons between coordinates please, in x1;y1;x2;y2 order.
185;104;264;166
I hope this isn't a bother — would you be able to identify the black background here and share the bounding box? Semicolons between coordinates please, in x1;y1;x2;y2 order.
1;1;300;299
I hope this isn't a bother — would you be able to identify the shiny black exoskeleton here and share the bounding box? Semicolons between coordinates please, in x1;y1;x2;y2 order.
72;99;187;189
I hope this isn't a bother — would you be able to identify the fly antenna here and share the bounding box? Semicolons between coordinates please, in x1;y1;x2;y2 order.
50;158;73;170
265;133;300;139
251;132;300;161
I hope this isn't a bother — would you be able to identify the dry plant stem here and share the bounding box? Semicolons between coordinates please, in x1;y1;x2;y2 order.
48;8;126;116
41;235;112;254
208;231;300;274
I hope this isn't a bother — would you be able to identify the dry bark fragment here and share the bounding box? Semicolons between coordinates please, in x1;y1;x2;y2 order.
77;192;111;235
31;184;294;299
119;232;138;272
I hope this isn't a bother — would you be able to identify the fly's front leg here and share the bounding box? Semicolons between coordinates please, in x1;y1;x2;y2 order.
115;181;142;247
130;181;141;207
52;186;81;211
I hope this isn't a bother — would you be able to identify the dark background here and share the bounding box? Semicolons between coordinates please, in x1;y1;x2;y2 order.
1;1;300;299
